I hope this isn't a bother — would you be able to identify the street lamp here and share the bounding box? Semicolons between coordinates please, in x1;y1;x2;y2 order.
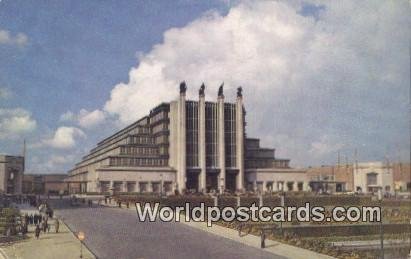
77;231;85;259
378;189;384;259
160;174;163;196
280;192;285;236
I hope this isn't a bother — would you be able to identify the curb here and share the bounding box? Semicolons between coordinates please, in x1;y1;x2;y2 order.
0;248;8;259
59;219;99;259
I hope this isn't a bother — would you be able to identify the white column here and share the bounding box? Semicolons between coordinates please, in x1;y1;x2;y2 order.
177;89;187;193
303;182;310;192
218;94;226;193
123;181;127;192
236;92;245;191
135;181;140;193
262;181;267;193
199;89;206;192
273;181;278;191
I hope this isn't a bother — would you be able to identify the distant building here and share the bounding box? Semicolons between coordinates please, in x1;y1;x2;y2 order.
392;162;411;192
245;138;308;192
22;174;68;195
306;161;410;194
66;83;306;194
306;165;354;193
0;155;24;194
353;161;394;193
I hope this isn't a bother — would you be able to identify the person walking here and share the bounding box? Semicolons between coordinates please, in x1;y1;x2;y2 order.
35;224;41;239
55;219;60;233
42;220;47;233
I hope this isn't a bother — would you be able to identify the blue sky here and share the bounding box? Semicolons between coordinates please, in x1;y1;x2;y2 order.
0;0;227;128
0;1;409;173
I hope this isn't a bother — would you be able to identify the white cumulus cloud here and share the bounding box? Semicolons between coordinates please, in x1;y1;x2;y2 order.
59;109;106;129
77;109;106;129
0;108;37;139
45;126;86;149
0;29;28;46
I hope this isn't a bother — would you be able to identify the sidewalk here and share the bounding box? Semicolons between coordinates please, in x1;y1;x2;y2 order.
180;220;335;259
0;203;95;259
99;200;335;259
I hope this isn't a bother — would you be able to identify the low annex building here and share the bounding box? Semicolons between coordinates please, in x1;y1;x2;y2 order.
66;83;308;194
22;174;68;195
353;161;394;194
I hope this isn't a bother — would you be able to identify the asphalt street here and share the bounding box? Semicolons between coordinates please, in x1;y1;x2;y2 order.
52;200;283;259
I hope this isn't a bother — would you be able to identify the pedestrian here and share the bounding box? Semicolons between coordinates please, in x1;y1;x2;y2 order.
55;219;60;233
47;222;51;233
42;220;47;233
22;223;28;235
35;224;41;239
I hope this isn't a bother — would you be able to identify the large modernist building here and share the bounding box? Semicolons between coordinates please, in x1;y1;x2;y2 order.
67;83;308;194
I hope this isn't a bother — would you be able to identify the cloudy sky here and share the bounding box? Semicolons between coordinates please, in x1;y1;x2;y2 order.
0;0;409;174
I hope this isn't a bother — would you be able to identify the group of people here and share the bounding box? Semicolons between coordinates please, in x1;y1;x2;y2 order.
24;213;44;225
22;202;60;239
33;215;60;239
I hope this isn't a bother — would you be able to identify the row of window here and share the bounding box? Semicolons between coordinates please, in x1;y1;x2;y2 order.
130;126;150;134
155;135;168;144
100;181;173;193
120;146;159;156
247;181;304;192
205;103;219;167
187;102;199;167
152;122;168;134
150;111;168;124
272;160;290;168
224;104;237;167
246;159;274;169
128;136;154;145
109;157;167;167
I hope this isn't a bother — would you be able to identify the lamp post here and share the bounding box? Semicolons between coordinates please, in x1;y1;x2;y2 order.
280;192;285;236
408;219;411;259
378;189;384;259
77;231;85;259
160;174;163;197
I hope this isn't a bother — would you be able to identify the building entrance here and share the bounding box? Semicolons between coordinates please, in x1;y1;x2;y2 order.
186;171;199;192
226;172;237;192
206;172;218;192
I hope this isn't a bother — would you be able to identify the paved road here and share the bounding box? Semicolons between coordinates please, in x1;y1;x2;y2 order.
52;200;283;259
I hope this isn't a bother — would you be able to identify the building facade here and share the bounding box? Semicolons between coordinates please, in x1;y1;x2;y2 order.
22;174;68;195
306;165;354;193
353;161;394;194
67;83;306;194
392;162;411;192
0;155;24;194
244;138;309;192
